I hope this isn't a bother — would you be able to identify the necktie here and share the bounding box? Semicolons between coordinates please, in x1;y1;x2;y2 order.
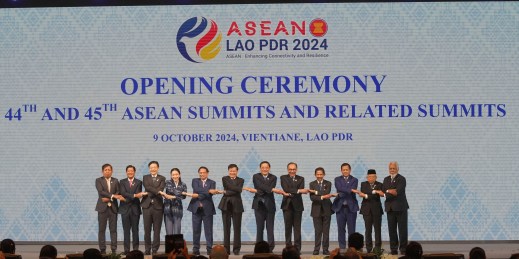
202;180;206;188
106;178;111;193
318;181;322;191
129;179;133;188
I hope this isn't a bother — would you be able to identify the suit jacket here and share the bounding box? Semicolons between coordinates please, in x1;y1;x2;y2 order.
141;174;166;210
187;178;217;215
280;174;305;211
119;177;143;216
164;180;188;217
95;177;120;213
332;175;359;213
381;174;409;212
309;179;333;217
359;181;383;216
218;176;244;212
251;173;277;212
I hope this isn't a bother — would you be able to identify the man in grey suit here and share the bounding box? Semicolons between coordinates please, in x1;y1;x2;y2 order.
141;161;166;255
218;164;244;255
353;169;383;253
280;162;309;253
309;167;334;255
119;165;147;254
96;163;125;254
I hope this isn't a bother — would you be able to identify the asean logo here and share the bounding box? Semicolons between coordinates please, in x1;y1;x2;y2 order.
177;17;222;63
309;18;328;37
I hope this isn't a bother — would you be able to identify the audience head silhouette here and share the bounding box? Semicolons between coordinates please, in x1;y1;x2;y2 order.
347;233;364;251
281;245;300;259
253;241;271;253
0;239;15;254
39;245;58;259
469;247;486;259
83;248;103;259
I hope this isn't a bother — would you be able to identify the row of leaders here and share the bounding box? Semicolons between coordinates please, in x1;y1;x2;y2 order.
96;160;408;256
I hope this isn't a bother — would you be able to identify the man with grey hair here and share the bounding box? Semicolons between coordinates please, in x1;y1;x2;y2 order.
376;161;409;255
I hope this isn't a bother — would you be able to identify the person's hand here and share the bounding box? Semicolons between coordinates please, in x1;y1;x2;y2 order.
272;188;284;194
375;190;384;196
322;194;332;199
355;191;366;197
134;192;145;198
387;189;397;196
243;187;257;193
351;189;360;194
101;197;110;203
192;193;199;198
298;188;310;194
208;189;220;195
329;248;341;259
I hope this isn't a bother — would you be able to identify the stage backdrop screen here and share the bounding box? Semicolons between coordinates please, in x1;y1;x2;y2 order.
1;2;518;241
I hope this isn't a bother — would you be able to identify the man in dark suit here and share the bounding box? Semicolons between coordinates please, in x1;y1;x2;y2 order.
280;162;308;253
332;162;359;251
248;161;284;253
141;161;166;255
353;169;383;253
218;164;244;255
309;167;333;255
187;166;218;255
119;165;146;254
95;163;125;254
378;161;409;255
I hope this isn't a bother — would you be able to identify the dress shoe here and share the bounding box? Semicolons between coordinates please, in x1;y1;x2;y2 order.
391;250;398;255
100;250;106;255
233;252;240;256
111;250;117;254
323;250;330;255
400;251;406;255
193;251;200;256
144;251;151;255
313;251;319;255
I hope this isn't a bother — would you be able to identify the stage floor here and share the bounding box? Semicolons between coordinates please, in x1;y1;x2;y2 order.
14;241;519;259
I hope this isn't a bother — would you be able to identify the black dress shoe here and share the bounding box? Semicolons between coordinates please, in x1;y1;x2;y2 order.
391;250;398;255
193;251;200;256
313;251;319;255
233;252;240;256
100;250;106;255
323;250;330;255
144;251;151;255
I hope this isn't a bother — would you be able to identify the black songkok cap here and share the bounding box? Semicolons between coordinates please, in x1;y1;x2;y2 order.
367;169;376;175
